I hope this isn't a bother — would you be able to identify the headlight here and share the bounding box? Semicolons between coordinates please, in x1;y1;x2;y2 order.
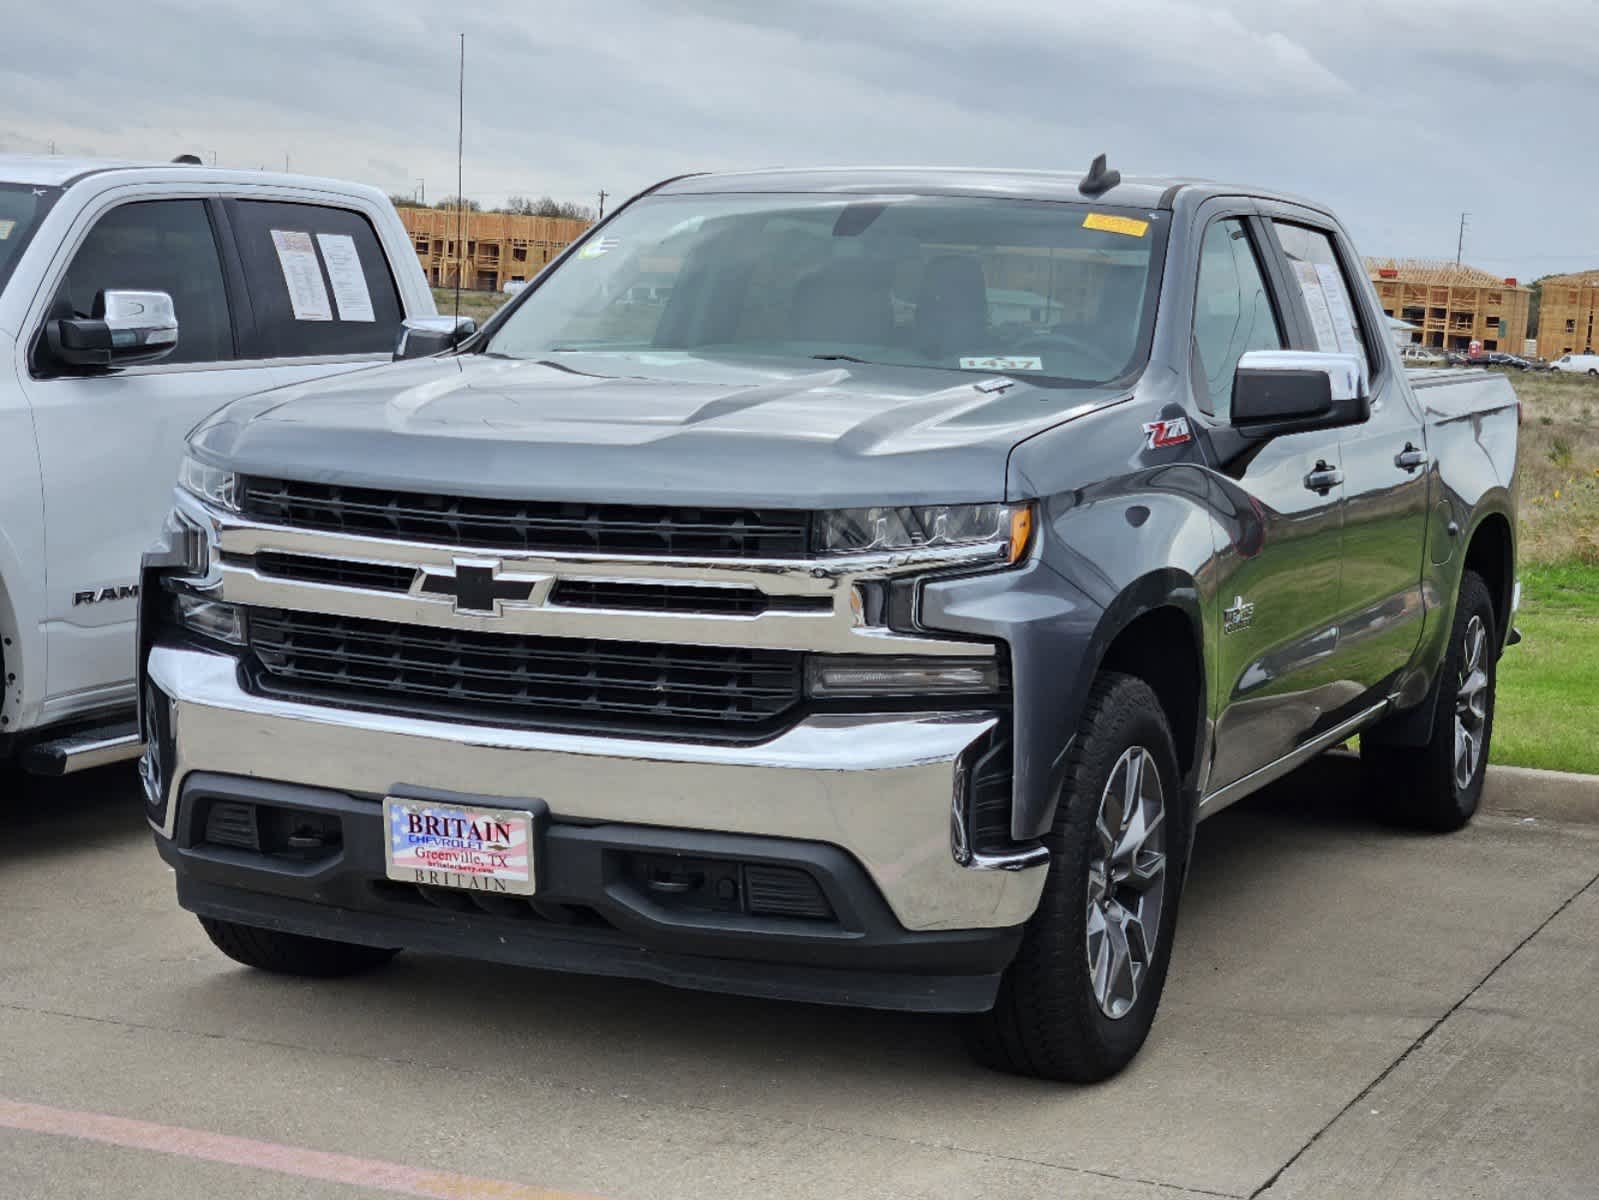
814;502;1034;564
170;592;247;645
178;454;238;512
805;656;1001;698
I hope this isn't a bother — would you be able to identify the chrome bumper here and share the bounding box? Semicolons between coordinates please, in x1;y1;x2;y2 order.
147;644;1048;932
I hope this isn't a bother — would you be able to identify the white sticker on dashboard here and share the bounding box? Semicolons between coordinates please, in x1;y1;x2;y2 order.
316;232;376;322
270;229;332;321
959;356;1043;371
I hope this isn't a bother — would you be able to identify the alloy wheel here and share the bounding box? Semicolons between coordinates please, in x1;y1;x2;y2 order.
1454;615;1489;791
1085;745;1168;1020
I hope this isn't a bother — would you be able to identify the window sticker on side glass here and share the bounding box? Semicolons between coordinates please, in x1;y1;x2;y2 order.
1290;260;1340;354
1313;262;1364;361
0;219;14;240
269;229;332;321
960;355;1044;371
315;232;375;322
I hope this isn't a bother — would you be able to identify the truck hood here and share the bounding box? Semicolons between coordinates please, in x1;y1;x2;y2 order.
191;354;1126;507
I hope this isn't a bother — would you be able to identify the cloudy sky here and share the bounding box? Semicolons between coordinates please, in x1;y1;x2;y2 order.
4;0;1593;277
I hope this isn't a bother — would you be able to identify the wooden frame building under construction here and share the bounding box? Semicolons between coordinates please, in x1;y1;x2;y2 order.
1534;270;1599;359
1365;258;1531;353
399;208;592;292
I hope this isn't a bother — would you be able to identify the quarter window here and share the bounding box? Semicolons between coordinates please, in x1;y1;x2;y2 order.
51;200;233;365
228;200;403;358
1192;218;1283;418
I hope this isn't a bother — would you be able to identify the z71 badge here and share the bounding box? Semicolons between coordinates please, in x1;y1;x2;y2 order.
1142;418;1192;450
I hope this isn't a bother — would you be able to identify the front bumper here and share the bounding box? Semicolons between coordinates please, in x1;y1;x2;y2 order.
145;643;1048;1006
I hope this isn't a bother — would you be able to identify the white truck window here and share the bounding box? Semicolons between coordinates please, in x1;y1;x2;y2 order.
227;200;403;358
52;199;233;364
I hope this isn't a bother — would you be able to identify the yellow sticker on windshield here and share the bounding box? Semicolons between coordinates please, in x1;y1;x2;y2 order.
1083;213;1149;238
0;219;15;240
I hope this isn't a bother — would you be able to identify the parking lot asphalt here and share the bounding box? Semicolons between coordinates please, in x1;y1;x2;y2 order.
1;757;1595;1200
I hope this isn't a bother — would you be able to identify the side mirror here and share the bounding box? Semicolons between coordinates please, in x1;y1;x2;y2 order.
46;290;179;369
1231;350;1370;438
395;315;476;360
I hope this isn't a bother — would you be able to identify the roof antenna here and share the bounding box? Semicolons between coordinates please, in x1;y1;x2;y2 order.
171;154;202;165
1078;153;1120;198
453;31;465;333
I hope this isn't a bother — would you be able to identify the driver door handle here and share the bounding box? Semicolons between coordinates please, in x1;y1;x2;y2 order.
1303;461;1344;495
1394;443;1430;472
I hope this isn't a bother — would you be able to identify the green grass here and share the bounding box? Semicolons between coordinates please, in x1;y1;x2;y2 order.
430;287;511;326
1493;562;1599;775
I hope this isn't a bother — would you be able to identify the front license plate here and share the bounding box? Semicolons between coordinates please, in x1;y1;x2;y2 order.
383;798;536;896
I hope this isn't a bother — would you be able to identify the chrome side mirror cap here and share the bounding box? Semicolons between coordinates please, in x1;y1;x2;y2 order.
395;315;477;360
1231;350;1371;437
46;290;179;369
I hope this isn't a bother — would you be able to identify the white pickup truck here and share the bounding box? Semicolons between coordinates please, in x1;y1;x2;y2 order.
0;155;456;775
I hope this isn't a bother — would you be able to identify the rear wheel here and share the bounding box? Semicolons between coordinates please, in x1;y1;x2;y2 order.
199;917;399;977
1363;570;1497;831
964;673;1187;1082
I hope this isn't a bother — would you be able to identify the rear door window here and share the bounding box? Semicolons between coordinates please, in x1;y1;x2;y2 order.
227;200;402;358
1271;221;1373;379
51;199;233;365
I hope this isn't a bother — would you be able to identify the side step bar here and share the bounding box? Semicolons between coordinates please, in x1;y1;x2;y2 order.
21;722;143;776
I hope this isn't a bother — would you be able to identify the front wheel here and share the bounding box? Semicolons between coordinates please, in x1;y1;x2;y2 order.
1362;570;1498;831
964;673;1187;1082
199;917;399;977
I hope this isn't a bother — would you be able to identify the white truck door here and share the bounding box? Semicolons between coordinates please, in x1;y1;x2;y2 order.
20;197;277;704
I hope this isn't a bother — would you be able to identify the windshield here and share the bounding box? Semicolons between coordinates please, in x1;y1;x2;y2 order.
486;193;1168;386
0;182;60;297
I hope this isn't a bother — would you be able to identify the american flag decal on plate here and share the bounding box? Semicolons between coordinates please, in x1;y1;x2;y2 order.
383;798;536;895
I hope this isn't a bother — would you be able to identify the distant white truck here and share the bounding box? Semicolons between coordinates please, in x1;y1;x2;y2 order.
0;155;465;774
1550;352;1599;376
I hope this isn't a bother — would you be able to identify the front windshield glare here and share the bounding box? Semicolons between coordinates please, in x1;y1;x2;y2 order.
0;183;60;295
487;193;1166;386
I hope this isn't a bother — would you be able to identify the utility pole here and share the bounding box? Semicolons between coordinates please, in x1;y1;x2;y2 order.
597;189;608;221
284;153;290;173
1455;212;1470;266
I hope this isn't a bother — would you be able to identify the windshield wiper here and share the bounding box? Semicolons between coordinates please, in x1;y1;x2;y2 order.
811;354;872;364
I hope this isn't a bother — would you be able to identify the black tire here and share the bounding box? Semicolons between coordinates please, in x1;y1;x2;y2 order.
198;917;399;977
1362;570;1497;832
964;673;1189;1082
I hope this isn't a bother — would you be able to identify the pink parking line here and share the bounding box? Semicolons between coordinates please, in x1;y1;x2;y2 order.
0;1096;596;1199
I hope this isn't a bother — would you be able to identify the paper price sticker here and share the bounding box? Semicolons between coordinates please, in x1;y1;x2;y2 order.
0;219;14;240
1083;213;1149;238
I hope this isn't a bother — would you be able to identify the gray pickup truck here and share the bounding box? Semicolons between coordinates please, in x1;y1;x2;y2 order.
139;164;1520;1081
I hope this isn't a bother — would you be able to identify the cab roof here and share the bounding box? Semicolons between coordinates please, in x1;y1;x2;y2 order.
0;153;381;197
654;166;1328;216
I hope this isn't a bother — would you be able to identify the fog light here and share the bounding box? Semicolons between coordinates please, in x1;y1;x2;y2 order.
805;656;999;698
172;593;246;645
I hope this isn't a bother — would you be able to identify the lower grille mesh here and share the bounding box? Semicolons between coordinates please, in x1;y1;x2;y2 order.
247;610;805;735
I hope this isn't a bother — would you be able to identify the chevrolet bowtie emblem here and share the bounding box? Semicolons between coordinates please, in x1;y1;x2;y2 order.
412;558;552;615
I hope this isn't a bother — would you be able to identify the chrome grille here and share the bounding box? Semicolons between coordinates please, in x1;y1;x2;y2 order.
239;478;813;559
246;610;805;735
